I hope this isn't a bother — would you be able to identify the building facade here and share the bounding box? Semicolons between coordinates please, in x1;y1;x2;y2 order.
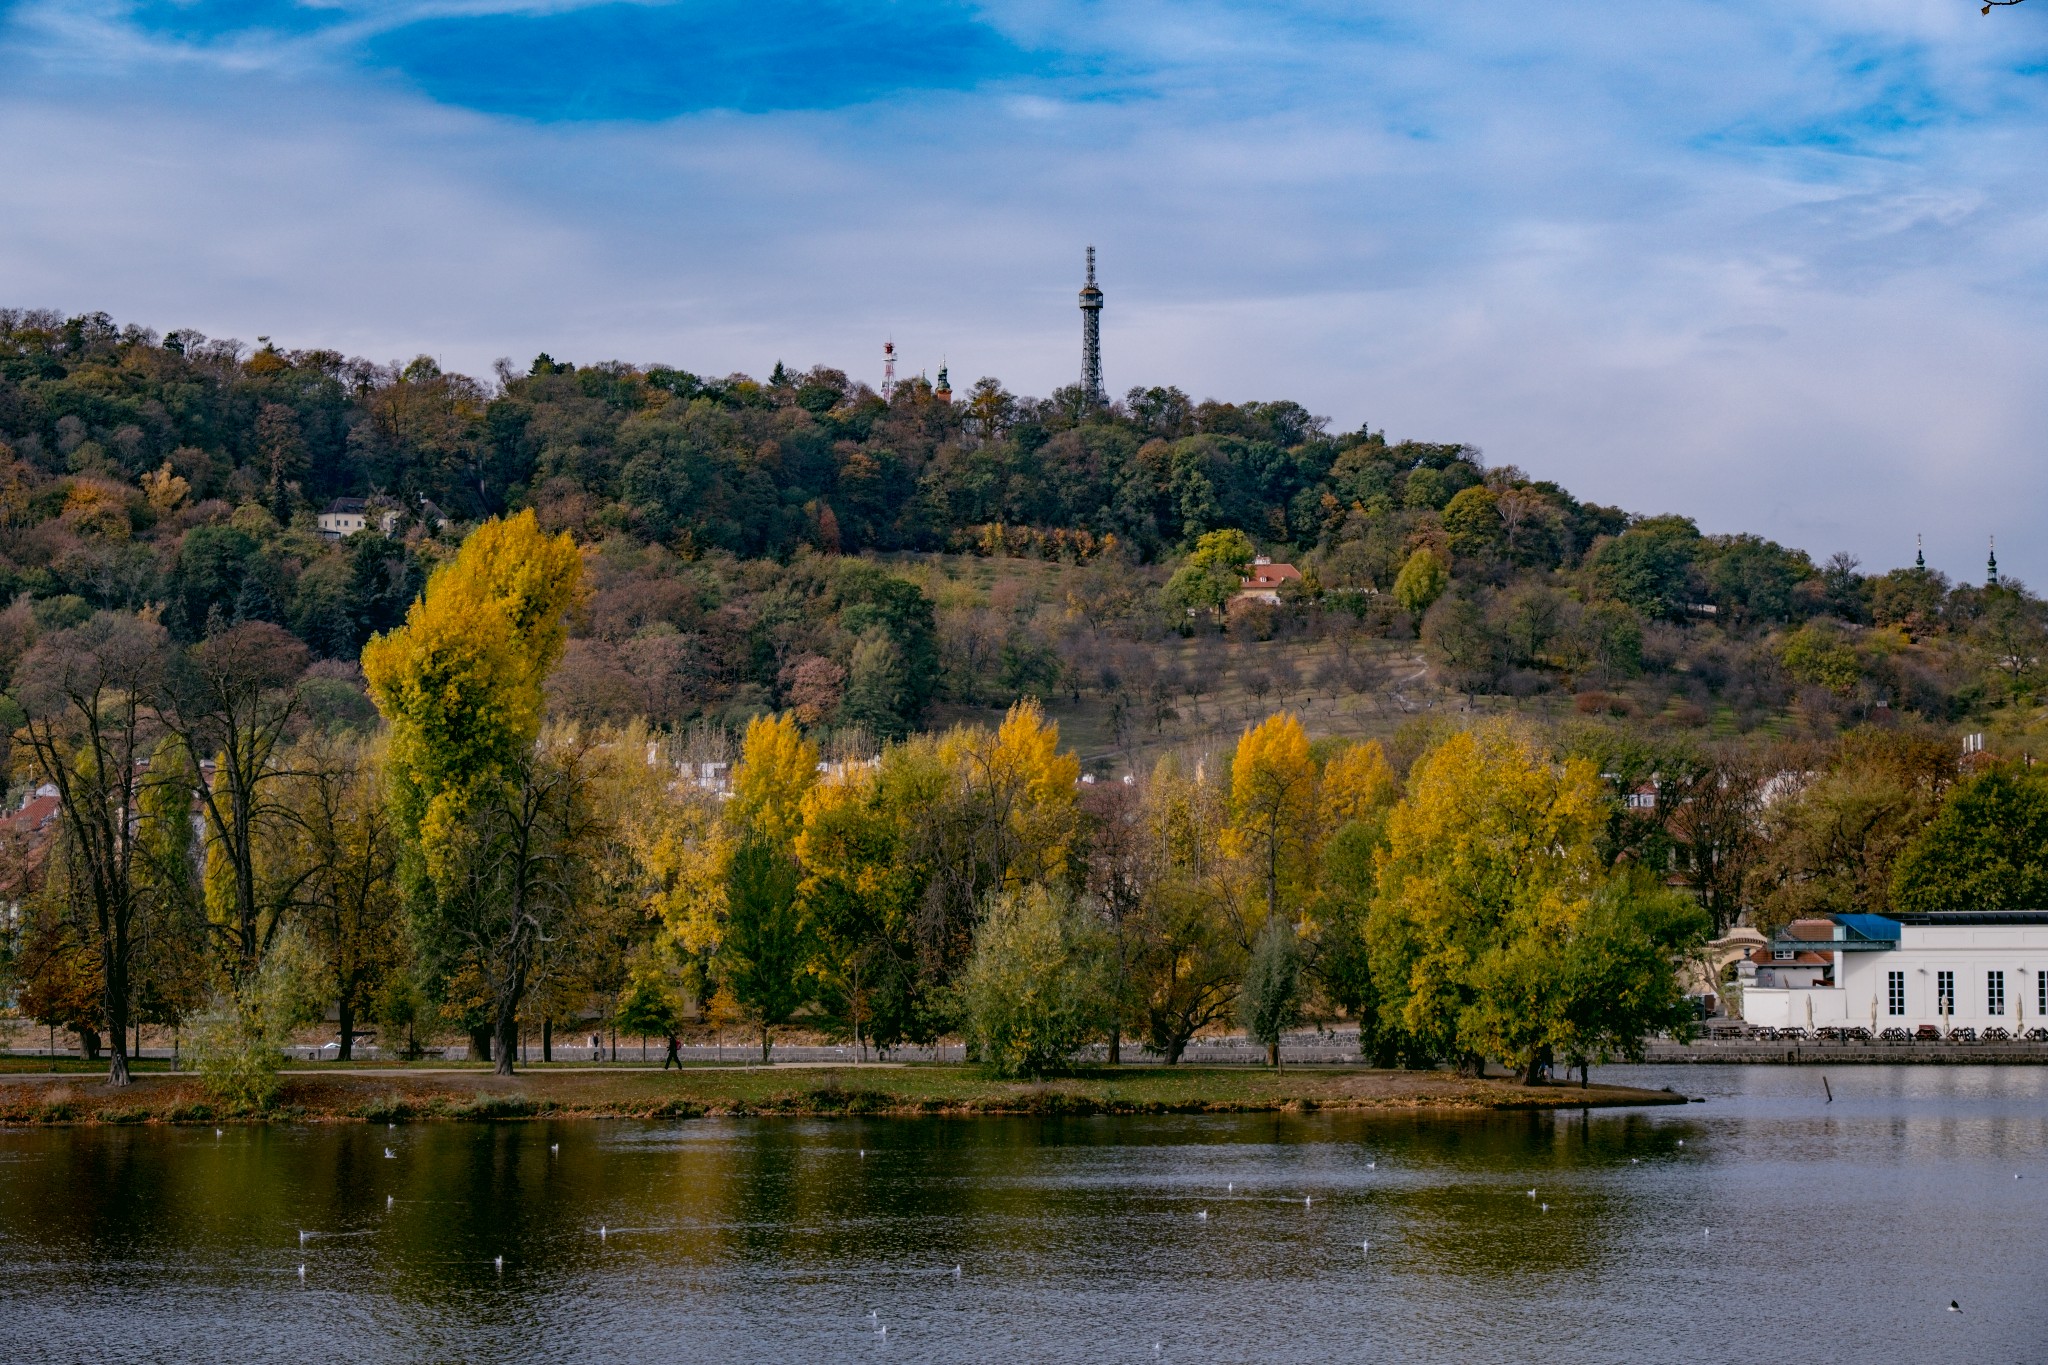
1740;911;2048;1034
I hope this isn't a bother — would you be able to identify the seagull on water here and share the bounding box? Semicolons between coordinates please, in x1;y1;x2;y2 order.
1304;1197;1312;1208
952;1265;961;1279
550;1143;559;1153
384;1148;396;1159
1196;1210;1208;1221
1949;1301;1962;1313
387;1195;394;1208
600;1225;608;1241
1527;1189;1537;1198
1540;1203;1549;1213
494;1256;503;1273
298;1264;306;1281
299;1230;309;1245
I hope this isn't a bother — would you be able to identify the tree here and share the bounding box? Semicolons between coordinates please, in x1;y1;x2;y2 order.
1227;712;1316;929
363;510;588;1075
614;952;690;1068
288;734;402;1060
1752;731;1953;930
960;884;1110;1077
157;620;309;995
1238;916;1303;1068
718;837;812;1062
1891;764;2048;914
11;612;169;1085
1393;547;1448;615
1162;528;1256;614
1366;720;1607;1071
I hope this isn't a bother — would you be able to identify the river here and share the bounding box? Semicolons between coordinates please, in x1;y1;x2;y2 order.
1;1065;2043;1362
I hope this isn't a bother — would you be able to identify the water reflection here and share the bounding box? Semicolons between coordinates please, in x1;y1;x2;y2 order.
1;1066;2043;1362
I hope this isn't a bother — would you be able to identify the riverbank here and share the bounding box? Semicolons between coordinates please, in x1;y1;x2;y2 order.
1644;1038;2048;1065
0;1063;1689;1125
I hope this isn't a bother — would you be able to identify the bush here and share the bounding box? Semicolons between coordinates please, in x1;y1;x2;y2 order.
961;886;1112;1078
190;927;326;1112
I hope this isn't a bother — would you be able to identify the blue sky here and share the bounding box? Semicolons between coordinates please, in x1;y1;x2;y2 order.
3;0;2047;580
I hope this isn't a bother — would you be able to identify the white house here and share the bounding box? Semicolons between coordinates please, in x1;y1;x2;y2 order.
1740;911;2048;1035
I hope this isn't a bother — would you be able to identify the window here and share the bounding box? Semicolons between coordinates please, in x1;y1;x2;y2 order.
1937;970;1955;1016
1988;971;2006;1017
1887;971;1906;1017
1773;949;1795;962
2039;970;2046;1019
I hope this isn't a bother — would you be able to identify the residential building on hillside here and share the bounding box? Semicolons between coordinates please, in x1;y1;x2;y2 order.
1236;556;1301;605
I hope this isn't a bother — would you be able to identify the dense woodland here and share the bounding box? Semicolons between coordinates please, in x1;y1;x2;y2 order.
3;309;2047;1094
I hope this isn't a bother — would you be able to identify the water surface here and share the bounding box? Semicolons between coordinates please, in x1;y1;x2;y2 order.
1;1065;2043;1363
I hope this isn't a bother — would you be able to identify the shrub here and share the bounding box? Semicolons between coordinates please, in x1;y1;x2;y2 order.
190;927;327;1112
961;885;1112;1077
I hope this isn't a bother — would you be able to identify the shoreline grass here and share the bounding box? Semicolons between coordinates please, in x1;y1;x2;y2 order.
0;1062;1688;1126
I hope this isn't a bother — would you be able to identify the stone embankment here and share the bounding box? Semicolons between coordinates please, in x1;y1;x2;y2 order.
1644;1038;2048;1064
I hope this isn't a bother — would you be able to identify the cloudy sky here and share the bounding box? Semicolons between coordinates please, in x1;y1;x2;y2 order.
2;1;2045;579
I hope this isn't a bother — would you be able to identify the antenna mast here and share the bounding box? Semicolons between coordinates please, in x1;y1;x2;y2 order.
882;339;896;399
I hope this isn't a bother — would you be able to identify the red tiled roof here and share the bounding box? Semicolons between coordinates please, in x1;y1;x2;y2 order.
1240;563;1302;591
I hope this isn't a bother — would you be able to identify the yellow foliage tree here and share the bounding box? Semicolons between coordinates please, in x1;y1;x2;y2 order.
1226;712;1317;930
1320;740;1397;827
729;713;819;849
363;509;583;881
1367;719;1607;1065
941;698;1081;889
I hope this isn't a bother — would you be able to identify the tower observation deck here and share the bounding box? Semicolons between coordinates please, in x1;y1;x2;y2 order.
1079;246;1104;406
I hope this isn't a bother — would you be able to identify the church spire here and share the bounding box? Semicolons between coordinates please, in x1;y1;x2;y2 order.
1915;533;1924;571
1988;535;2000;588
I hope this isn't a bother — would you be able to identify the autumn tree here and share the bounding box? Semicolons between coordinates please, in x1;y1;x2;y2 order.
157;620;309;994
287;733;402;1060
10;613;169;1085
1226;712;1317;931
363;510;588;1074
1367;720;1607;1073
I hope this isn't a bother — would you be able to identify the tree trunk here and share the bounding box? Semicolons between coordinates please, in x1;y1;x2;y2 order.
1268;1040;1281;1070
1522;1044;1552;1087
760;1025;772;1065
1108;1024;1121;1066
1166;1036;1186;1065
494;1004;518;1077
78;1026;102;1062
542;1017;552;1064
337;993;355;1063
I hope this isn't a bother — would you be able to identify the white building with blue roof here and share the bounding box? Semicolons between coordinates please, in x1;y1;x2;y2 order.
1739;912;2048;1037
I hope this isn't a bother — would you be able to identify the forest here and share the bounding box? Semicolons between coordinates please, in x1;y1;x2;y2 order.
2;308;2046;1097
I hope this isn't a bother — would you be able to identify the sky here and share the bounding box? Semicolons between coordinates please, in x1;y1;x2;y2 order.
2;1;2046;581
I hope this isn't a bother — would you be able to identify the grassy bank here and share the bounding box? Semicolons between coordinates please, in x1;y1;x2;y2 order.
0;1062;1688;1125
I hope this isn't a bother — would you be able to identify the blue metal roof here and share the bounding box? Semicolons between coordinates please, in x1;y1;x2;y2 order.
1834;914;1902;942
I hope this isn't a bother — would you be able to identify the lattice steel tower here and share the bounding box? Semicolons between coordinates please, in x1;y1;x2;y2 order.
1079;246;1104;405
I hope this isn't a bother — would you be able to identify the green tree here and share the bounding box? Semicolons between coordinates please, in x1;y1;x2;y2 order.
961;884;1110;1076
1393;546;1449;615
614;952;691;1068
1891;764;2048;913
718;838;813;1062
1238;916;1303;1068
1162;528;1257;614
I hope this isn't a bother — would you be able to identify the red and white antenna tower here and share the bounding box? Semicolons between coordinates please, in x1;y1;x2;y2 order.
882;339;897;399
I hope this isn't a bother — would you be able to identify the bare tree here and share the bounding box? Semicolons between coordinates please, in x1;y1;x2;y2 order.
156;621;310;991
12;613;168;1086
